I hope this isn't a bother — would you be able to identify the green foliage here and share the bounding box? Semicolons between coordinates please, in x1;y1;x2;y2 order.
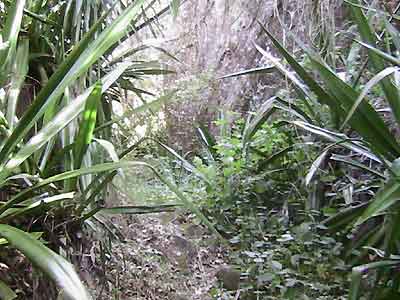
4;0;400;299
115;108;348;298
0;0;185;297
192;116;303;211
0;224;91;300
190;116;352;299
211;220;349;299
156;1;400;299
253;1;400;298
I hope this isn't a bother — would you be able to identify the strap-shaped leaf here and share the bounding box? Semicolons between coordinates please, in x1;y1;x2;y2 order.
219;66;275;79
0;193;75;220
350;0;400;125
349;260;400;300
292;121;382;163
73;82;102;170
308;57;400;161
2;161;224;243
1;64;129;177
259;22;341;115
243;97;277;145
156;141;212;186
195;123;217;161
0;225;91;300
5;38;29;129
0;280;17;300
341;67;400;129
355;159;400;226
170;0;180;18
0;0;26;83
0;0;145;165
354;39;400;66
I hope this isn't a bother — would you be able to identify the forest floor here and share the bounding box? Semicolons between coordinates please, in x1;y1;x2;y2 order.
87;212;227;300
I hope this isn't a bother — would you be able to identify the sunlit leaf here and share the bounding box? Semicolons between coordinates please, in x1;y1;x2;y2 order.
0;0;26;83
5;38;29;129
0;280;17;300
341;67;400;129
350;0;400;125
0;225;91;300
73;82;102;170
0;0;145;165
305;150;329;186
1;64;129;177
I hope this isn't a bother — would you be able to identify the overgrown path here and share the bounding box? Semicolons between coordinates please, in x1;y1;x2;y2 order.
89;213;227;300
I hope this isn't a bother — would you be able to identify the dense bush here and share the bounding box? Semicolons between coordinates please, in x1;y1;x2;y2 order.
0;1;187;298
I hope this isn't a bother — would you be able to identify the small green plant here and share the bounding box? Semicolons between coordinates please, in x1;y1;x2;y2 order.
212;219;349;299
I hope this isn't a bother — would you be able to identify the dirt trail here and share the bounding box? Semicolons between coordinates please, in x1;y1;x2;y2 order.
87;213;227;300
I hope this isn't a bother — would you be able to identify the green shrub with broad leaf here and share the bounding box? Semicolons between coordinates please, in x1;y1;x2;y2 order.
162;108;312;223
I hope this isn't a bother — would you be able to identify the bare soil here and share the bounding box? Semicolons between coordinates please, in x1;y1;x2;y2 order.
86;213;227;300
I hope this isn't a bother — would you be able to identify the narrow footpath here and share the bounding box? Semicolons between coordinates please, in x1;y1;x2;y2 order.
88;213;227;300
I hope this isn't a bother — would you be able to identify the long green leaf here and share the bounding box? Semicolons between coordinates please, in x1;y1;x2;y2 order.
0;280;17;300
0;192;75;220
94;89;178;133
170;0;180;18
308;57;400;161
0;0;26;83
0;225;91;300
243;97;277;145
343;0;400;21
259;23;341;115
292;121;382;163
349;260;400;300
385;20;400;51
79;139;146;212
5;38;29;129
305;150;329;186
255;145;294;171
156;141;212;186
2;161;224;243
350;0;400;125
355;160;400;226
0;64;129;178
275;97;314;124
93;138;120;163
99;204;178;215
341;66;400;129
281;23;398;155
0;8;109;164
354;39;400;66
0;0;145;165
195;123;217;161
73;82;102;170
322;202;369;231
331;154;386;179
